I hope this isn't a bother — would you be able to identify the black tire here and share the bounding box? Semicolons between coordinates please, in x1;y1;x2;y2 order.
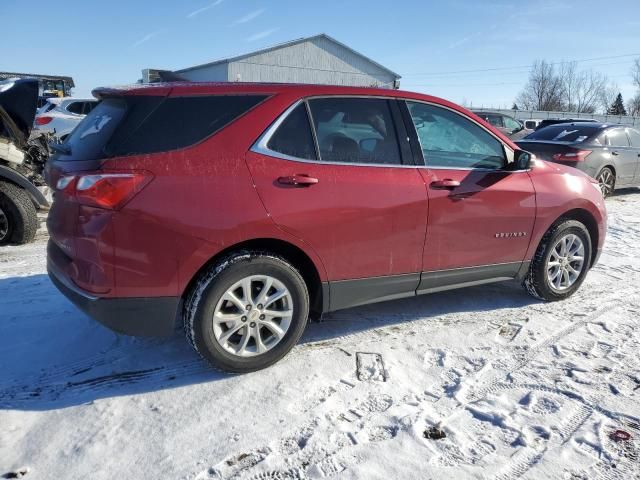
523;219;592;301
184;252;310;373
596;167;615;198
0;181;38;246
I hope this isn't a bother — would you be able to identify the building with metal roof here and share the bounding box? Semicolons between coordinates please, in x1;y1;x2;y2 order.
143;34;400;89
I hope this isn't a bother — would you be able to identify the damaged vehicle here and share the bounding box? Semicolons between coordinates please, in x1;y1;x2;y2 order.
0;78;51;245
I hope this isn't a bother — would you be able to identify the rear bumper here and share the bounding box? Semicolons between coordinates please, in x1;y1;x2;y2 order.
48;259;180;337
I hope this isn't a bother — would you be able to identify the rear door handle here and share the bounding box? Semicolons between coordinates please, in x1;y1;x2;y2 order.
430;179;461;190
277;175;319;187
611;151;620;156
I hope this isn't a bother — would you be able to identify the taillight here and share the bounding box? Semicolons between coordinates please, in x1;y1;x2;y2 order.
56;171;153;210
36;116;53;125
552;150;592;162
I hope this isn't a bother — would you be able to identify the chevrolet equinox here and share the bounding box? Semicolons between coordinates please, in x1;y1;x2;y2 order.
45;83;607;372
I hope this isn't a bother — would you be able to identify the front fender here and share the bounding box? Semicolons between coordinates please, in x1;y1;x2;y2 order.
0;164;49;208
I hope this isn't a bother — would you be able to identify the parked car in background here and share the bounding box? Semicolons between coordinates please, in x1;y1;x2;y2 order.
0;79;51;245
516;122;640;197
33;97;98;141
45;83;606;372
472;110;529;140
524;119;542;130
535;118;598;131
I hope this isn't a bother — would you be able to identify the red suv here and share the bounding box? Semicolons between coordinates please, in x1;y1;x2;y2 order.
45;83;606;372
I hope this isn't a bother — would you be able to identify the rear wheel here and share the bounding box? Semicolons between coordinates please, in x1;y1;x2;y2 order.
184;252;309;372
0;181;38;245
596;167;615;198
523;220;592;301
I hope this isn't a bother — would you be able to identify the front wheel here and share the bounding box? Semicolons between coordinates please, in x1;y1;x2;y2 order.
523;220;592;301
184;252;310;372
0;181;38;245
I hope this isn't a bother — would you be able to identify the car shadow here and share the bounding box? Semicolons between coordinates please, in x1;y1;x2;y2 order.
0;273;536;411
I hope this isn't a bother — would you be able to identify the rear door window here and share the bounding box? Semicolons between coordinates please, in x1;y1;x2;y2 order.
605;128;630;147
307;97;402;165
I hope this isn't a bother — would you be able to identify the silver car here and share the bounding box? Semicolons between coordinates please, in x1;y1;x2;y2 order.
516;123;640;197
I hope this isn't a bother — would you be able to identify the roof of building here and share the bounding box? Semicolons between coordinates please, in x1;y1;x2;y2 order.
0;72;75;88
175;33;401;79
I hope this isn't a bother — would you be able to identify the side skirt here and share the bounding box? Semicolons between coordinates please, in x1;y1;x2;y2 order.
326;262;527;313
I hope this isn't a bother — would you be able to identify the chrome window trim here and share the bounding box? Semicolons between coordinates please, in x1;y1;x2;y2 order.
250;94;524;172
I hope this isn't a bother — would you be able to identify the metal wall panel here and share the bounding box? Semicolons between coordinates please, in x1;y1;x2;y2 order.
180;63;228;82
193;37;399;87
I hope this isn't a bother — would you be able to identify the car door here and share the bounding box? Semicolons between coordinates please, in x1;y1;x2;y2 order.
401;100;536;291
605;128;636;185
246;97;429;310
626;128;640;183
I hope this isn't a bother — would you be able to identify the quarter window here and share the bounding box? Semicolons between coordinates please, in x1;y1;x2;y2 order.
307;98;402;165
406;102;506;169
267;103;317;160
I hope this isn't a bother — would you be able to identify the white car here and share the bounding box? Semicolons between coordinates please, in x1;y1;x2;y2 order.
523;119;543;130
33;97;98;141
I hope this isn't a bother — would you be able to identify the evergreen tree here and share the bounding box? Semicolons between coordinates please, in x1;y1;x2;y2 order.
512;103;519;110
608;93;627;115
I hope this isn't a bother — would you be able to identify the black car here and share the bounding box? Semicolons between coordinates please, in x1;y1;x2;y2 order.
516;123;640;197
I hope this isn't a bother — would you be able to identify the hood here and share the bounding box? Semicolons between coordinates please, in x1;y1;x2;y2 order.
0;78;40;144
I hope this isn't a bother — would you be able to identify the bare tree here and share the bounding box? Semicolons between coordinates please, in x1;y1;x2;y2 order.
559;62;606;113
629;93;640;117
516;60;564;111
632;58;640;89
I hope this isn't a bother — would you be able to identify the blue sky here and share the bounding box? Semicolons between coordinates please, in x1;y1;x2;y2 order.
2;0;639;107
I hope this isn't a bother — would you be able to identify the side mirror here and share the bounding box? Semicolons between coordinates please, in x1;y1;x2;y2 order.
512;149;532;170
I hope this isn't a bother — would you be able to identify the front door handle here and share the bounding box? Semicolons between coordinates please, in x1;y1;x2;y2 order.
611;151;620;156
430;179;461;190
277;175;319;187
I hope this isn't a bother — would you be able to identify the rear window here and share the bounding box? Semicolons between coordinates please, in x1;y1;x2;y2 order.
60;94;267;161
524;125;602;143
61;99;127;161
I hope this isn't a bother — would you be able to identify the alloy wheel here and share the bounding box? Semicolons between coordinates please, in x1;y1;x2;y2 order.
597;169;614;197
212;275;293;357
546;233;585;291
0;207;8;242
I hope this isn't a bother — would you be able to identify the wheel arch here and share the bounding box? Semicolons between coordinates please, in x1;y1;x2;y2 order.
596;164;616;185
181;237;326;320
0;164;48;208
554;208;600;267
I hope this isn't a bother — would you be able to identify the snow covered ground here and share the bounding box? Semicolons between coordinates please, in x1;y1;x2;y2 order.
1;192;640;480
